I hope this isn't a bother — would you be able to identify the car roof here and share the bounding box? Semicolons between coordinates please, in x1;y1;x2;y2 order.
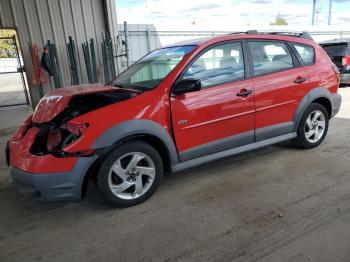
319;38;350;45
163;31;315;49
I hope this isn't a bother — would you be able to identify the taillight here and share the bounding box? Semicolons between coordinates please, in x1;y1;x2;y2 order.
342;55;350;66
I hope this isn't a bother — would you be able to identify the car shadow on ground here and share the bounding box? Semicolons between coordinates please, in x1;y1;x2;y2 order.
1;141;297;213
1;116;348;217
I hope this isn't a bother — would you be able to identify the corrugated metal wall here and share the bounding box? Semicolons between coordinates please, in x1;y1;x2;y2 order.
0;0;117;106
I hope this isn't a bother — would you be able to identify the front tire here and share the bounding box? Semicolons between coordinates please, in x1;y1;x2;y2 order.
96;141;163;207
293;103;329;149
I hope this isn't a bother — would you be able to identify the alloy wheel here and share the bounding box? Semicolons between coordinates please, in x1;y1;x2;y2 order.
108;152;155;200
304;110;326;143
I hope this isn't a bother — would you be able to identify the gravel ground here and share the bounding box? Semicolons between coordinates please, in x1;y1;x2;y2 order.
0;88;349;262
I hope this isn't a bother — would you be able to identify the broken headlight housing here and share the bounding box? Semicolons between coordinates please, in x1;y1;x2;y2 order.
31;122;89;156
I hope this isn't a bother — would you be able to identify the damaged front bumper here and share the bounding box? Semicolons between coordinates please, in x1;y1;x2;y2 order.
7;121;98;201
10;157;97;201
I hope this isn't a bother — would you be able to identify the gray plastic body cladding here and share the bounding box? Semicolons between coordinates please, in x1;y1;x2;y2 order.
172;133;297;173
179;122;294;163
10;157;97;201
180;131;254;162
255;122;294;141
293;87;341;129
91;120;180;165
331;93;342;117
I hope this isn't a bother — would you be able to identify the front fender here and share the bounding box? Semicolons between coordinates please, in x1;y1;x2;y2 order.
91;120;180;165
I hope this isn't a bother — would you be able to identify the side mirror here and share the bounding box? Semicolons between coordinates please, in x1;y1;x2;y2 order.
172;78;201;95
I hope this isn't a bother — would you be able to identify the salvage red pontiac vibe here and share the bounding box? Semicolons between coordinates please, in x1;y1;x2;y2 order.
6;31;342;207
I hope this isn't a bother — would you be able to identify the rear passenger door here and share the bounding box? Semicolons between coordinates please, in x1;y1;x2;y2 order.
247;41;311;141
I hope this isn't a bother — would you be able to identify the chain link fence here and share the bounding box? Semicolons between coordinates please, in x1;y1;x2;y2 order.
0;36;29;107
116;27;350;72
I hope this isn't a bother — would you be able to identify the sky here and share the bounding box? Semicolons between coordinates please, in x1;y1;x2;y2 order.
116;0;350;31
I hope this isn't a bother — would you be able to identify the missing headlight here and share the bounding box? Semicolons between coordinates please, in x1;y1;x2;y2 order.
31;123;88;156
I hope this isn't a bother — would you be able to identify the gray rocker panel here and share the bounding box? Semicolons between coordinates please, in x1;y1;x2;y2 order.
172;132;297;173
179;131;254;162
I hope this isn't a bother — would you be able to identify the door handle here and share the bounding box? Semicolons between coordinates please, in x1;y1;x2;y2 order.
294;77;307;84
236;89;253;97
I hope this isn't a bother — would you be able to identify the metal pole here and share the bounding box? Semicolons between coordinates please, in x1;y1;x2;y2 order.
102;32;109;82
52;42;62;88
106;33;116;79
82;42;93;83
71;38;79;84
124;21;130;67
146;29;151;52
67;41;74;85
90;39;98;83
328;0;333;25
315;8;321;25
312;0;316;25
145;29;152;79
67;36;79;85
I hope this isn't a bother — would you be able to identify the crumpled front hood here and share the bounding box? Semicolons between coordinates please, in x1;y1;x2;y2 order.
32;84;134;124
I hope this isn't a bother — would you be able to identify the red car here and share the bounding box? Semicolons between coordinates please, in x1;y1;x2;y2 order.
6;31;342;207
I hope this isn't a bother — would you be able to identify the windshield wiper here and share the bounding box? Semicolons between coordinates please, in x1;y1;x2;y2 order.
112;83;144;93
113;83;127;88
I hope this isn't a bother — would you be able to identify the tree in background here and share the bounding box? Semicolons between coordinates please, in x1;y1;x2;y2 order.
0;29;17;58
270;13;288;26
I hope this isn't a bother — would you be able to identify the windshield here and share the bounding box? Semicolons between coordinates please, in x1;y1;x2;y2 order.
112;45;195;91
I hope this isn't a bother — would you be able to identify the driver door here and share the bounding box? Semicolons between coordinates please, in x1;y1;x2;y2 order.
170;41;255;161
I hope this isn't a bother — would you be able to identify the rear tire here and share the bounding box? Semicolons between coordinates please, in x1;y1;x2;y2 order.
96;141;163;207
293;103;329;149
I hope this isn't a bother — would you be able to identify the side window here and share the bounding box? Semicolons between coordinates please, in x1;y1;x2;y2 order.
291;43;315;66
248;41;294;76
182;42;245;88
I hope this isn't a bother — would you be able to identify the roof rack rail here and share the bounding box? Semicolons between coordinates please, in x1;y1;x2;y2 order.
227;30;313;40
247;30;258;34
227;31;247;35
265;31;313;40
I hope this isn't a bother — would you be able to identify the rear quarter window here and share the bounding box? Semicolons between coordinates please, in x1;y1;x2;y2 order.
290;43;315;66
247;41;294;76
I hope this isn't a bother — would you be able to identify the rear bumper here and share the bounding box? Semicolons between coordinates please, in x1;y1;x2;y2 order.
331;93;342;118
340;73;350;85
10;157;97;202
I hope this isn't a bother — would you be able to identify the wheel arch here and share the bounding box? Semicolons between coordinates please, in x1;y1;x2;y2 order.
312;97;332;118
294;87;334;130
80;120;179;198
96;119;178;168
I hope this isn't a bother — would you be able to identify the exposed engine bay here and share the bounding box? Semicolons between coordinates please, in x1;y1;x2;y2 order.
29;90;134;156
